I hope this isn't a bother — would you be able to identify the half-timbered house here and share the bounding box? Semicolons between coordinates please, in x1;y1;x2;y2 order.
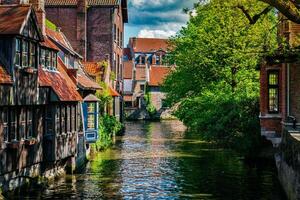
0;4;84;191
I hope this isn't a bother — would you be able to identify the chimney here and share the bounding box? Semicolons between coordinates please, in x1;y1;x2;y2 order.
77;0;87;60
29;0;46;36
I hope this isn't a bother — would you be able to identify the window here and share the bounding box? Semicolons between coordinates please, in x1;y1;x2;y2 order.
22;40;29;67
51;52;57;70
15;38;21;66
29;42;36;68
61;106;66;133
9;109;17;141
141;56;145;65
40;49;45;68
55;106;61;135
268;71;279;113
45;49;50;70
19;109;26;139
26;109;33;139
45;107;53;135
156;54;160;65
2;109;8;142
87;103;96;129
140;84;145;91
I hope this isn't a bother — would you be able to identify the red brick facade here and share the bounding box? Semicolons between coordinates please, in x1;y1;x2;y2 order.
260;16;300;136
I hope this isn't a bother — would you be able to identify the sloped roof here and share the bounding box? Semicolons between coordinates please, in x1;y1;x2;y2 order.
83;62;104;77
0;5;43;40
39;58;82;101
149;66;171;87
109;86;120;97
77;70;102;90
46;27;82;58
40;36;60;51
123;60;133;79
130;38;168;53
0;5;30;35
0;65;12;85
83;94;100;102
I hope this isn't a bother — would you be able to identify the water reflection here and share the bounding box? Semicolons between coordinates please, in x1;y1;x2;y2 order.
5;120;286;199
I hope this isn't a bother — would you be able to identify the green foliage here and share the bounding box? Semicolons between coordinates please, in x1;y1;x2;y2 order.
95;82;112;113
45;19;57;31
163;0;278;156
144;89;157;117
94;115;123;151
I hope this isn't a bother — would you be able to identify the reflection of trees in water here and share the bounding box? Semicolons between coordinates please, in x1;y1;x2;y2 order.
174;136;286;200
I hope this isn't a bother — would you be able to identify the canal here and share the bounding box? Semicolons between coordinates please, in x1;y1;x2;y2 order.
5;120;286;199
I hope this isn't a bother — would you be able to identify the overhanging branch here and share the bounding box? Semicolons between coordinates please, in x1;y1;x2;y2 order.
237;5;273;24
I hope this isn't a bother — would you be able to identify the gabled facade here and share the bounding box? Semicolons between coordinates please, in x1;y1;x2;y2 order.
124;37;171;117
44;0;128;121
0;3;91;191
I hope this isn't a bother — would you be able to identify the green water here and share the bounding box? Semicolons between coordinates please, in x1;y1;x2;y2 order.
4;121;286;199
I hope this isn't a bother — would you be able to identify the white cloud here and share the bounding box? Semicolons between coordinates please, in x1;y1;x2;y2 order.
131;0;176;7
138;29;176;39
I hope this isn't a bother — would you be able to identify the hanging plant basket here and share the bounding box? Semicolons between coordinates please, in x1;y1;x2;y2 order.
24;137;37;146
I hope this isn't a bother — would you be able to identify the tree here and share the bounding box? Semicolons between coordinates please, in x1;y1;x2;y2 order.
163;0;278;155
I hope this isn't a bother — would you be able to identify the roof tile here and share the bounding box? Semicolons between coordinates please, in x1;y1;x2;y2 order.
39;58;82;101
123;61;133;79
0;65;12;85
0;5;31;35
149;66;171;87
130;38;169;53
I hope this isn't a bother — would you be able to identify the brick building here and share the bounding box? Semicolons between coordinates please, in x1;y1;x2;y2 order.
44;0;128;121
260;15;300;144
123;38;172;118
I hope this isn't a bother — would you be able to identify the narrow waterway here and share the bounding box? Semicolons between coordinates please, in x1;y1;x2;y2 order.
6;121;286;199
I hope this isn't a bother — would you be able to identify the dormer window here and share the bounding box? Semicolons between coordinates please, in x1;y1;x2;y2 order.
15;38;37;69
29;42;36;68
156;54;160;65
141;56;145;65
15;39;21;67
22;41;29;67
41;48;57;71
45;49;50;69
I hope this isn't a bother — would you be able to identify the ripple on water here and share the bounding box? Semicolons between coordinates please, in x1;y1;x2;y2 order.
5;120;286;200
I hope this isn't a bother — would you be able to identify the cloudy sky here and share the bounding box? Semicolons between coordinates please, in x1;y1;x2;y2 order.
124;0;198;46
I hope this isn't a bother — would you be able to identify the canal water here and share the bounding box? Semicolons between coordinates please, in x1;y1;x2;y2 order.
4;121;286;199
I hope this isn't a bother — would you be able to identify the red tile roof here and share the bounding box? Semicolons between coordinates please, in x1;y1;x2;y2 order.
46;27;82;58
135;67;146;81
123;61;133;79
77;71;102;90
130;38;169;53
45;0;118;6
0;5;30;35
83;94;100;102
0;5;43;40
83;62;104;77
149;66;171;87
40;36;60;51
39;58;82;101
0;65;12;85
109;86;120;97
